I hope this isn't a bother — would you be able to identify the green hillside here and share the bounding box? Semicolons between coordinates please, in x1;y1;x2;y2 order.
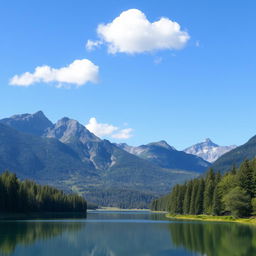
212;135;256;173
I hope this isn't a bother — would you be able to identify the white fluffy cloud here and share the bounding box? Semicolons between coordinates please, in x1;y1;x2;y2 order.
86;117;118;137
87;9;190;54
10;59;99;88
86;117;133;139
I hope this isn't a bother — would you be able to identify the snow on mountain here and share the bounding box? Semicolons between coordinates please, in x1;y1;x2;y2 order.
116;141;210;173
183;138;237;163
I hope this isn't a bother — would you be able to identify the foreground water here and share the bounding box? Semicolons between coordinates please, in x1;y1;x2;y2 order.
0;211;256;256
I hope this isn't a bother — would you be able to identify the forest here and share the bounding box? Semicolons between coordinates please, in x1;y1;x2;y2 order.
0;171;87;212
151;158;256;217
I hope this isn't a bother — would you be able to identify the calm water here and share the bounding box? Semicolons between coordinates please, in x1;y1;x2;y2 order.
0;211;256;256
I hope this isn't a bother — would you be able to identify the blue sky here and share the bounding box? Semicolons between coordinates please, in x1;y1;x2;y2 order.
0;0;256;149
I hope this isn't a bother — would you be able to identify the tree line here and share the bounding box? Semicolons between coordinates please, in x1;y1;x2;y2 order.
151;158;256;217
86;187;156;209
0;171;87;212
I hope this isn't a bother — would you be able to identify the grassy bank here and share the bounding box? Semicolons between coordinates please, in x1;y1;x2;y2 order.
166;214;256;225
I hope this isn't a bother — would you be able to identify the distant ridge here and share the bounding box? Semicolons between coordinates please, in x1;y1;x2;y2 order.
0;111;53;136
0;111;202;208
116;140;210;173
211;135;256;173
184;138;236;163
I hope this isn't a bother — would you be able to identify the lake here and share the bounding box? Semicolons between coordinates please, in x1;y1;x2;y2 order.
0;211;256;256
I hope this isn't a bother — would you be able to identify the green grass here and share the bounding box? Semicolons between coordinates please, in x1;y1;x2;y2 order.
166;214;256;225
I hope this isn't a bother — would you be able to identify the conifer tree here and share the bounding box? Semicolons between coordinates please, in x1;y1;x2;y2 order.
238;160;254;197
177;184;186;214
183;181;192;214
212;172;222;215
169;186;179;214
212;186;222;215
250;158;256;197
203;169;215;214
0;171;87;213
189;179;199;214
195;178;205;215
152;158;256;217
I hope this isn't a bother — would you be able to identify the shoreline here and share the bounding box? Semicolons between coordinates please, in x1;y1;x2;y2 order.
0;212;87;220
166;214;256;225
90;207;151;212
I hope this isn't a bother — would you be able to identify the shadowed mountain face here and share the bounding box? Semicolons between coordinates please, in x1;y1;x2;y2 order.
0;111;203;207
117;141;210;173
184;138;237;163
0;111;53;136
0;123;95;183
211;135;256;173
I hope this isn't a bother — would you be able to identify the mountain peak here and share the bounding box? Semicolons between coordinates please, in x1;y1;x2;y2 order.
46;117;100;143
33;110;45;117
148;140;176;150
184;139;237;163
202;138;218;147
0;111;53;136
204;138;212;143
10;110;47;120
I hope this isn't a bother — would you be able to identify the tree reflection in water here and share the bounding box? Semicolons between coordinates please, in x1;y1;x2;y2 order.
0;221;84;255
169;221;256;256
1;213;256;256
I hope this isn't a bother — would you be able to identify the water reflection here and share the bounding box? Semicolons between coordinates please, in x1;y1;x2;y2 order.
169;221;256;256
0;212;256;256
0;221;84;255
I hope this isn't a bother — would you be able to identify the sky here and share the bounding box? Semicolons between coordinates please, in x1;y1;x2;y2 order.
0;0;256;149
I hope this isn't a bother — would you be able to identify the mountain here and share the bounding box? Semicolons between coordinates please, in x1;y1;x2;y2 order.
44;118;199;194
0;111;53;136
45;117;100;144
183;138;237;163
117;140;210;173
0;123;95;182
211;135;256;173
0;111;204;208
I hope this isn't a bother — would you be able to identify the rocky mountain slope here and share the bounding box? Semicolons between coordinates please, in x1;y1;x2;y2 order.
0;123;95;182
183;138;236;163
117;141;210;173
0;111;208;208
0;110;53;136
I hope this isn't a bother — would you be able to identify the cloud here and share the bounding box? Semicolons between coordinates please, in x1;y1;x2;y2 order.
87;9;190;54
85;117;133;139
86;40;103;51
112;128;133;139
10;59;99;88
86;117;118;137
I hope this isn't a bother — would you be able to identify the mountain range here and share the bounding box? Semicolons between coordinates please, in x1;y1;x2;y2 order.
0;111;249;208
183;138;237;163
0;111;209;208
116;141;209;172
